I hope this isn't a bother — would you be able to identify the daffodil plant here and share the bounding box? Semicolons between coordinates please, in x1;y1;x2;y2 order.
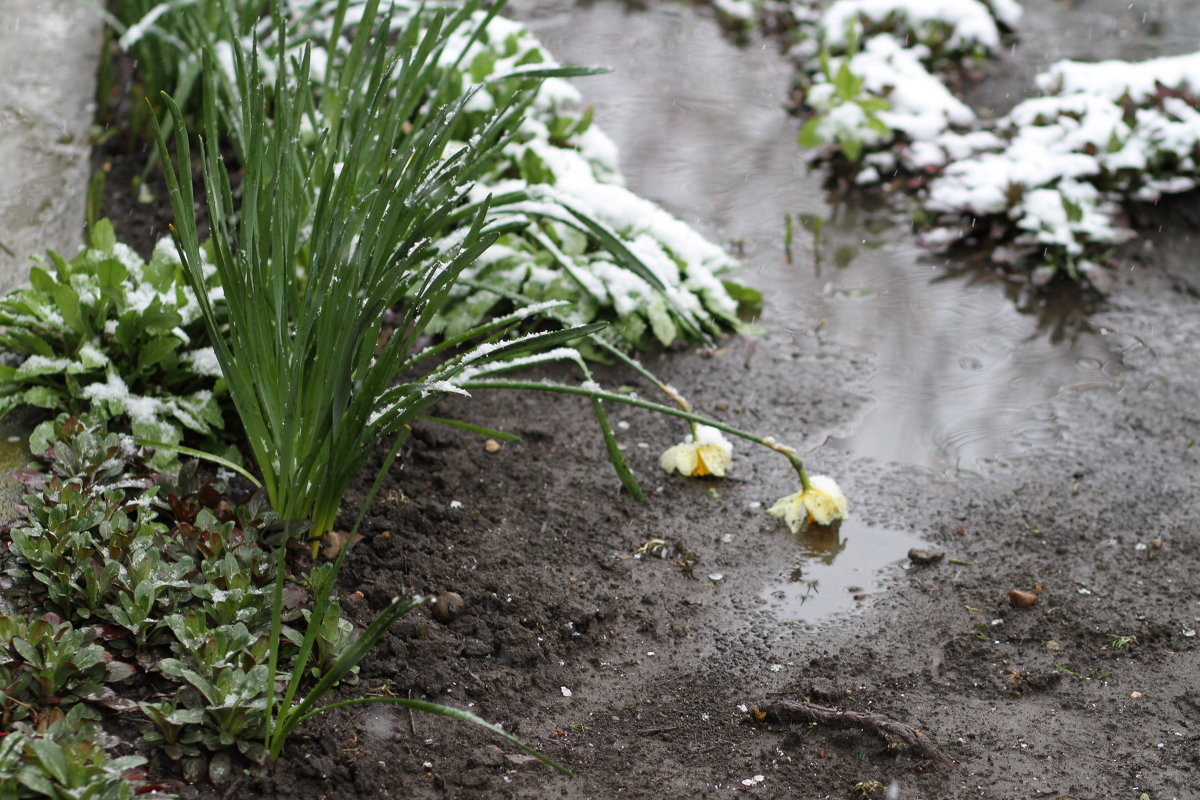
461;339;849;532
153;0;584;771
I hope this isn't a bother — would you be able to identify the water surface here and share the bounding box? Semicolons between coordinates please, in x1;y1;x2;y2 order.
521;0;1134;473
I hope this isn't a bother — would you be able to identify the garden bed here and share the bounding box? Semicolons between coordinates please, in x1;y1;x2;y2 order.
8;1;1200;798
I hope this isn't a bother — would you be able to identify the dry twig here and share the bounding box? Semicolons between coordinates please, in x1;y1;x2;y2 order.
754;699;954;766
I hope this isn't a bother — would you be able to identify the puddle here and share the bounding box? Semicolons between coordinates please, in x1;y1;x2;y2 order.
520;0;1137;474
792;207;1134;471
759;520;928;621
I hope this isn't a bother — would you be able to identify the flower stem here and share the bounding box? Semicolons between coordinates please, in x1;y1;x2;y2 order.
597;340;694;408
462;377;807;475
761;437;811;489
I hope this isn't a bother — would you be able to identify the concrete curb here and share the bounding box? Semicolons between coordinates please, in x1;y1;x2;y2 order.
0;0;102;292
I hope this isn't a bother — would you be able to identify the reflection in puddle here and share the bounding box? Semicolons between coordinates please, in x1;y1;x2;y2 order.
798;202;1133;471
762;520;929;621
521;1;1139;473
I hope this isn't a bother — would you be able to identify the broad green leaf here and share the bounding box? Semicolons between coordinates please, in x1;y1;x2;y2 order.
138;336;182;370
49;284;85;336
21;386;61;409
28;266;57;294
798;115;825;149
90;217;118;252
96;256;128;288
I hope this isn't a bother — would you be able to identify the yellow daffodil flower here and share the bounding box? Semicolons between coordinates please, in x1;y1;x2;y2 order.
767;474;848;533
660;425;733;477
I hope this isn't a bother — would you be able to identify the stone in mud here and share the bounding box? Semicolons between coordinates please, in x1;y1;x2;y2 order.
1009;589;1038;607
432;591;466;623
907;548;945;564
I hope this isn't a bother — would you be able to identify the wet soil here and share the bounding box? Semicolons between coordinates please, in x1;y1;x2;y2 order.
91;1;1200;798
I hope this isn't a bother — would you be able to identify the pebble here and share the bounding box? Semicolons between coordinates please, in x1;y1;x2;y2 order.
1009;589;1038;607
908;548;945;564
321;530;351;559
484;439;501;453
431;591;466;623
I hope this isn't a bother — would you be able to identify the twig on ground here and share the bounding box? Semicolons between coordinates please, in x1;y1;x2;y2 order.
636;725;681;736
754;699;954;766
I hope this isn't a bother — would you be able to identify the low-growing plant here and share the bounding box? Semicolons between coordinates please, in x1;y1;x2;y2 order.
0;711;149;800
157;657;269;764
0;614;119;727
0;223;228;463
797;29;891;163
138;698;206;764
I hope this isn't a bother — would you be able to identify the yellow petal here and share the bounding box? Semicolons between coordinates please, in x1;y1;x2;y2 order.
767;492;807;533
696;444;730;477
805;475;848;525
660;443;699;476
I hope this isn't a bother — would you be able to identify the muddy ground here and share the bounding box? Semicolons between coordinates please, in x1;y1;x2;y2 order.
87;1;1200;798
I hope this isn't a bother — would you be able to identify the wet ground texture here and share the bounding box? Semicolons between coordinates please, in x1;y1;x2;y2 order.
76;0;1200;798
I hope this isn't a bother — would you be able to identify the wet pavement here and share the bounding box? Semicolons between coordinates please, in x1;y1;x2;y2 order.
0;0;101;291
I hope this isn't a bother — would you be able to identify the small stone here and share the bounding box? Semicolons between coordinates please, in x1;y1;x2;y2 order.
1150;538;1163;549
484;439;502;453
1044;640;1063;651
505;754;539;769
1009;589;1038;607
908;548;945;564
431;591;465;623
321;530;353;559
1130;691;1143;698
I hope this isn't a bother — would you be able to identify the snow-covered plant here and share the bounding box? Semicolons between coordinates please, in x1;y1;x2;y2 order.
791;2;1012;170
109;0;753;350
812;0;1020;66
921;49;1200;283
798;31;892;162
0;220;227;462
413;8;751;347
